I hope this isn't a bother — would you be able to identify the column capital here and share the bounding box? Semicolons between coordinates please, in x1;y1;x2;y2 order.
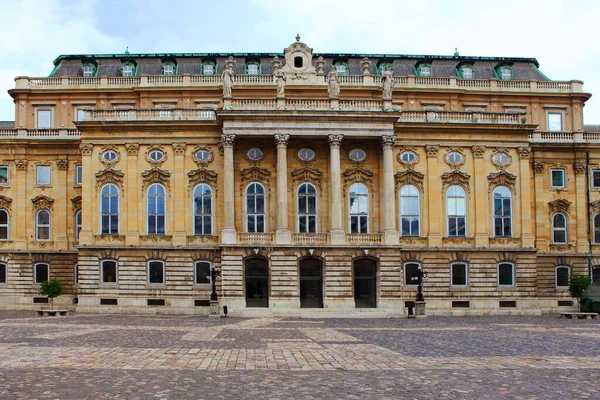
125;143;140;156
517;146;531;159
472;145;486;159
574;162;586;175
381;135;396;149
220;134;236;149
80;143;93;157
56;159;68;170
274;133;290;148
425;144;439;158
533;162;545;174
328;134;343;149
172;142;187;155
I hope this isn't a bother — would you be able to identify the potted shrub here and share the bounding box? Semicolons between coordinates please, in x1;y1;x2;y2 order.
38;278;62;310
568;274;592;312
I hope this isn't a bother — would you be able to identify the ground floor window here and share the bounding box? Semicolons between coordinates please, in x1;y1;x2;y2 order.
404;262;420;286
195;261;211;285
147;260;165;285
101;260;117;284
498;263;515;287
451;262;468;286
34;263;49;284
555;266;570;288
245;258;268;307
0;262;6;284
354;259;376;308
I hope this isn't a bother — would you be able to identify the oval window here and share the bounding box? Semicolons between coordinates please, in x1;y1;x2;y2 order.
149;150;164;161
493;152;508;164
447;152;463;164
103;150;117;161
247;148;263;161
400;151;417;163
196;150;210;161
298;148;315;161
349;149;366;162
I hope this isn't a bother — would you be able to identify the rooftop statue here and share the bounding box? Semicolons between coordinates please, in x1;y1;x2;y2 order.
328;66;340;99
222;62;234;99
275;69;287;98
381;66;394;100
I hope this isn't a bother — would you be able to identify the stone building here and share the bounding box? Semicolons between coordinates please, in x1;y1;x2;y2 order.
0;37;597;315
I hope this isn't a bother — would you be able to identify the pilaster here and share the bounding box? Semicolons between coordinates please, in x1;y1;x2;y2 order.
221;134;236;244
574;161;589;252
125;143;140;245
329;134;345;244
472;146;488;247
425;145;442;246
14;159;27;248
55;159;69;249
79;144;94;244
382;135;398;245
533;161;547;251
275;134;291;244
172;142;187;245
518;147;535;248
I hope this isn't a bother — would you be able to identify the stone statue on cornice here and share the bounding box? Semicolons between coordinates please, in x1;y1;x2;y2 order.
381;66;395;100
222;64;234;98
327;66;340;99
276;69;286;98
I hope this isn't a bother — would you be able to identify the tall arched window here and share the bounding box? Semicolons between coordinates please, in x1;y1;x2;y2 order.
400;185;420;236
147;183;166;235
447;185;466;237
298;183;317;233
246;183;265;233
0;209;9;240
74;210;82;241
35;209;51;241
552;213;567;244
193;184;212;235
493;186;512;237
349;183;368;234
594;214;600;243
101;184;119;235
555;265;571;288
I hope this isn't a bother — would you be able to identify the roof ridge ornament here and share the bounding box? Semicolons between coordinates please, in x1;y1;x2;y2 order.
124;46;130;55
296;34;301;42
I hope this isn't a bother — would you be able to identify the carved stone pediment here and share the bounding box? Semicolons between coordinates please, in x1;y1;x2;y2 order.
95;168;124;192
291;167;323;192
141;168;171;191
281;35;316;75
31;195;54;210
549;198;571;214
71;195;82;211
343;166;374;196
395;170;425;192
0;195;12;212
240;166;271;192
488;171;517;194
188;168;218;191
441;170;470;193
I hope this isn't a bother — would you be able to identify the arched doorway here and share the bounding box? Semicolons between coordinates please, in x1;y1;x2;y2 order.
245;258;269;307
354;259;377;308
300;258;323;308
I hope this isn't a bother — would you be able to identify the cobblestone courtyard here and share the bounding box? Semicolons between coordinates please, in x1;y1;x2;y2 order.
0;311;598;399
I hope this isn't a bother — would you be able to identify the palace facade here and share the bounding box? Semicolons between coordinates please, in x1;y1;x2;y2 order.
0;37;597;315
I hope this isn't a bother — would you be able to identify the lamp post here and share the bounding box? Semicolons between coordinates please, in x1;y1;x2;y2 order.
411;265;428;317
209;268;221;317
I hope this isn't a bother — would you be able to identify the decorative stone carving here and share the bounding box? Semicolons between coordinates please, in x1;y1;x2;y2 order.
444;147;466;170
591;200;600;213
191;145;214;168
549;198;572;214
271;56;281;72
125;143;140;156
397;147;420;169
425;145;439;158
381;67;395;100
574;162;586;175
316;56;325;75
79;144;93;156
171;142;187;155
240;166;271;192
221;134;236;149
0;195;12;212
145;145;167;167
56;159;68;170
291;167;323;193
31;195;54;210
15;159;28;171
472;145;486;159
490;148;512;170
327;67;340;99
441;170;471;193
361;57;371;75
98;146;120;168
188;168;218;191
222;56;235;98
488;171;517;194
395;169;425;192
533;162;545;174
328;134;343;149
71;195;81;211
381;135;396;149
95;168;124;191
141;168;171;191
517;147;531;159
343;166;374;196
281;35;316;75
275;70;286;98
274;133;290;148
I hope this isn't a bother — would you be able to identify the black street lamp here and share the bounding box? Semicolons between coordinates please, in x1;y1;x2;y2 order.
410;265;427;302
210;268;221;301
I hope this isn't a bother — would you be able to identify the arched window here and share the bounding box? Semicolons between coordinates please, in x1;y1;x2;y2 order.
594;214;600;243
194;260;212;285
450;262;468;287
447;185;466;237
349;183;368;233
400;185;420;236
298;183;317;233
34;262;49;284
552;213;567;244
101;260;117;284
0;262;6;284
404;262;421;286
246;183;265;233
498;262;515;287
555;265;571;288
493;186;512;237
74;210;82;241
147;183;166;235
35;209;51;241
147;260;165;285
0;209;9;240
101;184;119;235
193;184;212;235
161;62;176;75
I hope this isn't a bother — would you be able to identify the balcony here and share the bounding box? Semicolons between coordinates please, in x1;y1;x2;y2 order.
528;131;600;144
83;108;216;122
237;232;275;243
292;233;329;244
398;111;523;124
346;233;383;244
0;128;80;140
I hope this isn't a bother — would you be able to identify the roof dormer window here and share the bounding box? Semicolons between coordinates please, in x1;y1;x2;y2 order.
121;63;135;77
495;64;514;80
245;60;261;75
418;64;431;76
459;65;474;79
202;59;216;75
377;61;393;75
82;64;96;77
162;62;176;75
334;61;349;75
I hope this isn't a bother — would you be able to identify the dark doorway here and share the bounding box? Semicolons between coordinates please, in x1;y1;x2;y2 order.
300;258;323;308
593;267;600;285
354;259;377;308
245;258;269;307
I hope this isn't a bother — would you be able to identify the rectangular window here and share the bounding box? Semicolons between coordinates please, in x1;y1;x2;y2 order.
498;263;515;287
148;261;165;285
203;64;214;75
419;66;431;76
82;65;95;77
34;263;49;284
75;108;86;122
101;261;117;284
195;261;211;285
75;165;82;185
462;67;473;79
0;166;8;185
547;112;563;131
500;68;512;80
36;109;52;128
0;263;6;284
122;65;134;77
592;170;600;189
556;266;570;288
451;263;468;286
36;165;51;185
550;169;565;189
404;263;420;286
73;263;78;285
335;64;347;75
247;64;259;75
163;65;174;75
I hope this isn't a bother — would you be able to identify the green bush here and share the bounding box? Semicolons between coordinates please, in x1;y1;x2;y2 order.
38;278;62;310
582;298;600;313
569;274;592;312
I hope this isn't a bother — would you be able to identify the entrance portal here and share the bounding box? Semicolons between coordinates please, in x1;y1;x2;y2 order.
354;259;376;308
300;258;323;308
245;258;269;307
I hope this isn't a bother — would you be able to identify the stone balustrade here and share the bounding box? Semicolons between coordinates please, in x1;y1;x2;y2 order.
0;128;80;139
237;232;276;243
83;108;216;121
346;233;383;244
398;111;523;124
528;131;600;143
292;233;330;244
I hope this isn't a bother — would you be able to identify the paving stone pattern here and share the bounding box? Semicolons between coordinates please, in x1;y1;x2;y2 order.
0;312;599;399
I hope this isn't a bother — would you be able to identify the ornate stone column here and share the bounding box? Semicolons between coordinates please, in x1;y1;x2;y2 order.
14;159;27;249
329;134;345;244
124;143;140;245
55;159;69;249
172;142;187;245
221;134;236;244
78;144;94;245
574;160;589;252
472;145;488;247
518;147;535;248
425;145;442;247
382;135;399;245
532;161;547;251
275;134;291;244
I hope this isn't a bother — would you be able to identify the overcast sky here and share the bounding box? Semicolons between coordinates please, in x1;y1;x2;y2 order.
1;0;599;124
